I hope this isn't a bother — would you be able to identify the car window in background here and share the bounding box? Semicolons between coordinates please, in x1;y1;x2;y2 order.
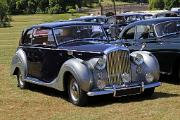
54;25;108;44
136;25;155;39
122;27;135;39
144;15;153;20
155;20;180;37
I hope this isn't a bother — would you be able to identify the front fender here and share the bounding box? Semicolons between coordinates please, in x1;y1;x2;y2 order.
10;48;27;77
57;58;93;92
131;51;160;83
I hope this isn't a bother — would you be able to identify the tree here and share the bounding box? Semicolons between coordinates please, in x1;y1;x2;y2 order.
27;0;37;14
148;0;164;10
7;0;17;14
38;0;49;13
164;0;180;10
0;3;11;27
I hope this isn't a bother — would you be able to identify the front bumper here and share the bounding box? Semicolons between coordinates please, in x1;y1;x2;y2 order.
87;82;161;97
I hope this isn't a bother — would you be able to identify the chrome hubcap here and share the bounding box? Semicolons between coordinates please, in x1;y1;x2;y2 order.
70;79;80;102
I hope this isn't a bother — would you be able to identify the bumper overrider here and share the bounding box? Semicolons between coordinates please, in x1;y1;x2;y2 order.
87;82;161;97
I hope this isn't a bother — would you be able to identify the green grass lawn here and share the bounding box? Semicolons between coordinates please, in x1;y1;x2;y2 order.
0;14;180;120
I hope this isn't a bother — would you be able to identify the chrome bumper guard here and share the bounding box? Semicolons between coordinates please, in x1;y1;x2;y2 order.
87;82;161;97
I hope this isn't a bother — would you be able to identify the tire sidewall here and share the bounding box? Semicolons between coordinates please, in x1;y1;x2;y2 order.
17;71;26;89
67;76;87;106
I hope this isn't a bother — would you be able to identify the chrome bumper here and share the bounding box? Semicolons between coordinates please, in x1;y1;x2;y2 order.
87;82;161;96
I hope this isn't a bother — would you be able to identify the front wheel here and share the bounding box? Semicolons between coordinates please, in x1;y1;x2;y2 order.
142;87;155;98
17;71;27;89
68;76;88;106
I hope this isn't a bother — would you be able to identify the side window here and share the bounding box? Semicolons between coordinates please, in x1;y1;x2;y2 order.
22;29;33;45
136;25;155;39
32;28;55;46
122;27;135;39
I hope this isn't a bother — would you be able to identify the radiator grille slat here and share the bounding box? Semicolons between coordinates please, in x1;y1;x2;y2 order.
107;50;131;85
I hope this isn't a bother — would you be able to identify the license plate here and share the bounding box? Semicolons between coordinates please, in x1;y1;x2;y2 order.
114;87;142;97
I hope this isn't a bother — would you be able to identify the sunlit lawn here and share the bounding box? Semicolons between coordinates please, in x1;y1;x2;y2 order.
0;14;180;120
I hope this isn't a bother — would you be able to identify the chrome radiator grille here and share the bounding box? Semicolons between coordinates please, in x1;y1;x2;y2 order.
107;50;131;84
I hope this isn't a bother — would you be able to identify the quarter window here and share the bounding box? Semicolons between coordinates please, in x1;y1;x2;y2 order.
122;27;135;39
22;29;33;45
32;28;55;46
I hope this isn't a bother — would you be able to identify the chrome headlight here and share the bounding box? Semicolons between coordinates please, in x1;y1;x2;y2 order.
132;53;144;65
95;56;106;70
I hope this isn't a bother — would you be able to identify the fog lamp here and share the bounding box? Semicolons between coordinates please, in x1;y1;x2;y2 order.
97;80;106;89
145;73;154;83
121;73;131;83
95;56;106;70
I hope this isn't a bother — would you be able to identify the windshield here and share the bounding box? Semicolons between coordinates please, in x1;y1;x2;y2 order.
155;20;180;37
54;25;108;44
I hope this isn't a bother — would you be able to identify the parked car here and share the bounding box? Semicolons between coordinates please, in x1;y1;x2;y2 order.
108;12;153;39
171;8;180;16
118;17;180;80
71;15;110;31
153;11;178;18
11;21;160;106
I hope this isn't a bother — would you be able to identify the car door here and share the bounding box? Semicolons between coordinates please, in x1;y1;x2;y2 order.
21;28;42;79
22;28;61;82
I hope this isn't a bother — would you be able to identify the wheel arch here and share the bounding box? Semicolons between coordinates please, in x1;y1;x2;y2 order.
56;58;93;92
10;48;28;78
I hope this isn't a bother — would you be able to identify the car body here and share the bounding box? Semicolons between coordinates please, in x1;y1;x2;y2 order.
108;12;153;39
118;17;180;80
11;21;160;106
171;8;180;16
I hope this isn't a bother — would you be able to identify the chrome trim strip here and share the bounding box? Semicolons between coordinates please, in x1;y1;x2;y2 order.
19;46;102;54
87;82;161;96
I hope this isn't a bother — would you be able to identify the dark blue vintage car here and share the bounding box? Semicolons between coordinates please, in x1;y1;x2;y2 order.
11;21;160;106
118;17;180;81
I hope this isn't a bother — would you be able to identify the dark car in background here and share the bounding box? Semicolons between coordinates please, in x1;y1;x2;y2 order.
10;21;160;106
153;11;178;18
118;17;180;80
71;15;110;31
109;12;153;39
171;8;180;16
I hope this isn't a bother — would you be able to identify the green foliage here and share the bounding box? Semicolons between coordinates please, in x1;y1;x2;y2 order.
149;0;180;10
68;8;76;15
164;0;180;10
48;4;61;14
0;2;11;27
148;0;164;10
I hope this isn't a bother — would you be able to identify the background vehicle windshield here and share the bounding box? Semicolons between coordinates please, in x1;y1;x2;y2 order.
155;20;180;37
54;25;107;44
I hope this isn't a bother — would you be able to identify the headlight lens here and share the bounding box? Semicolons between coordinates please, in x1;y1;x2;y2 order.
95;57;106;70
145;73;154;83
133;53;144;65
